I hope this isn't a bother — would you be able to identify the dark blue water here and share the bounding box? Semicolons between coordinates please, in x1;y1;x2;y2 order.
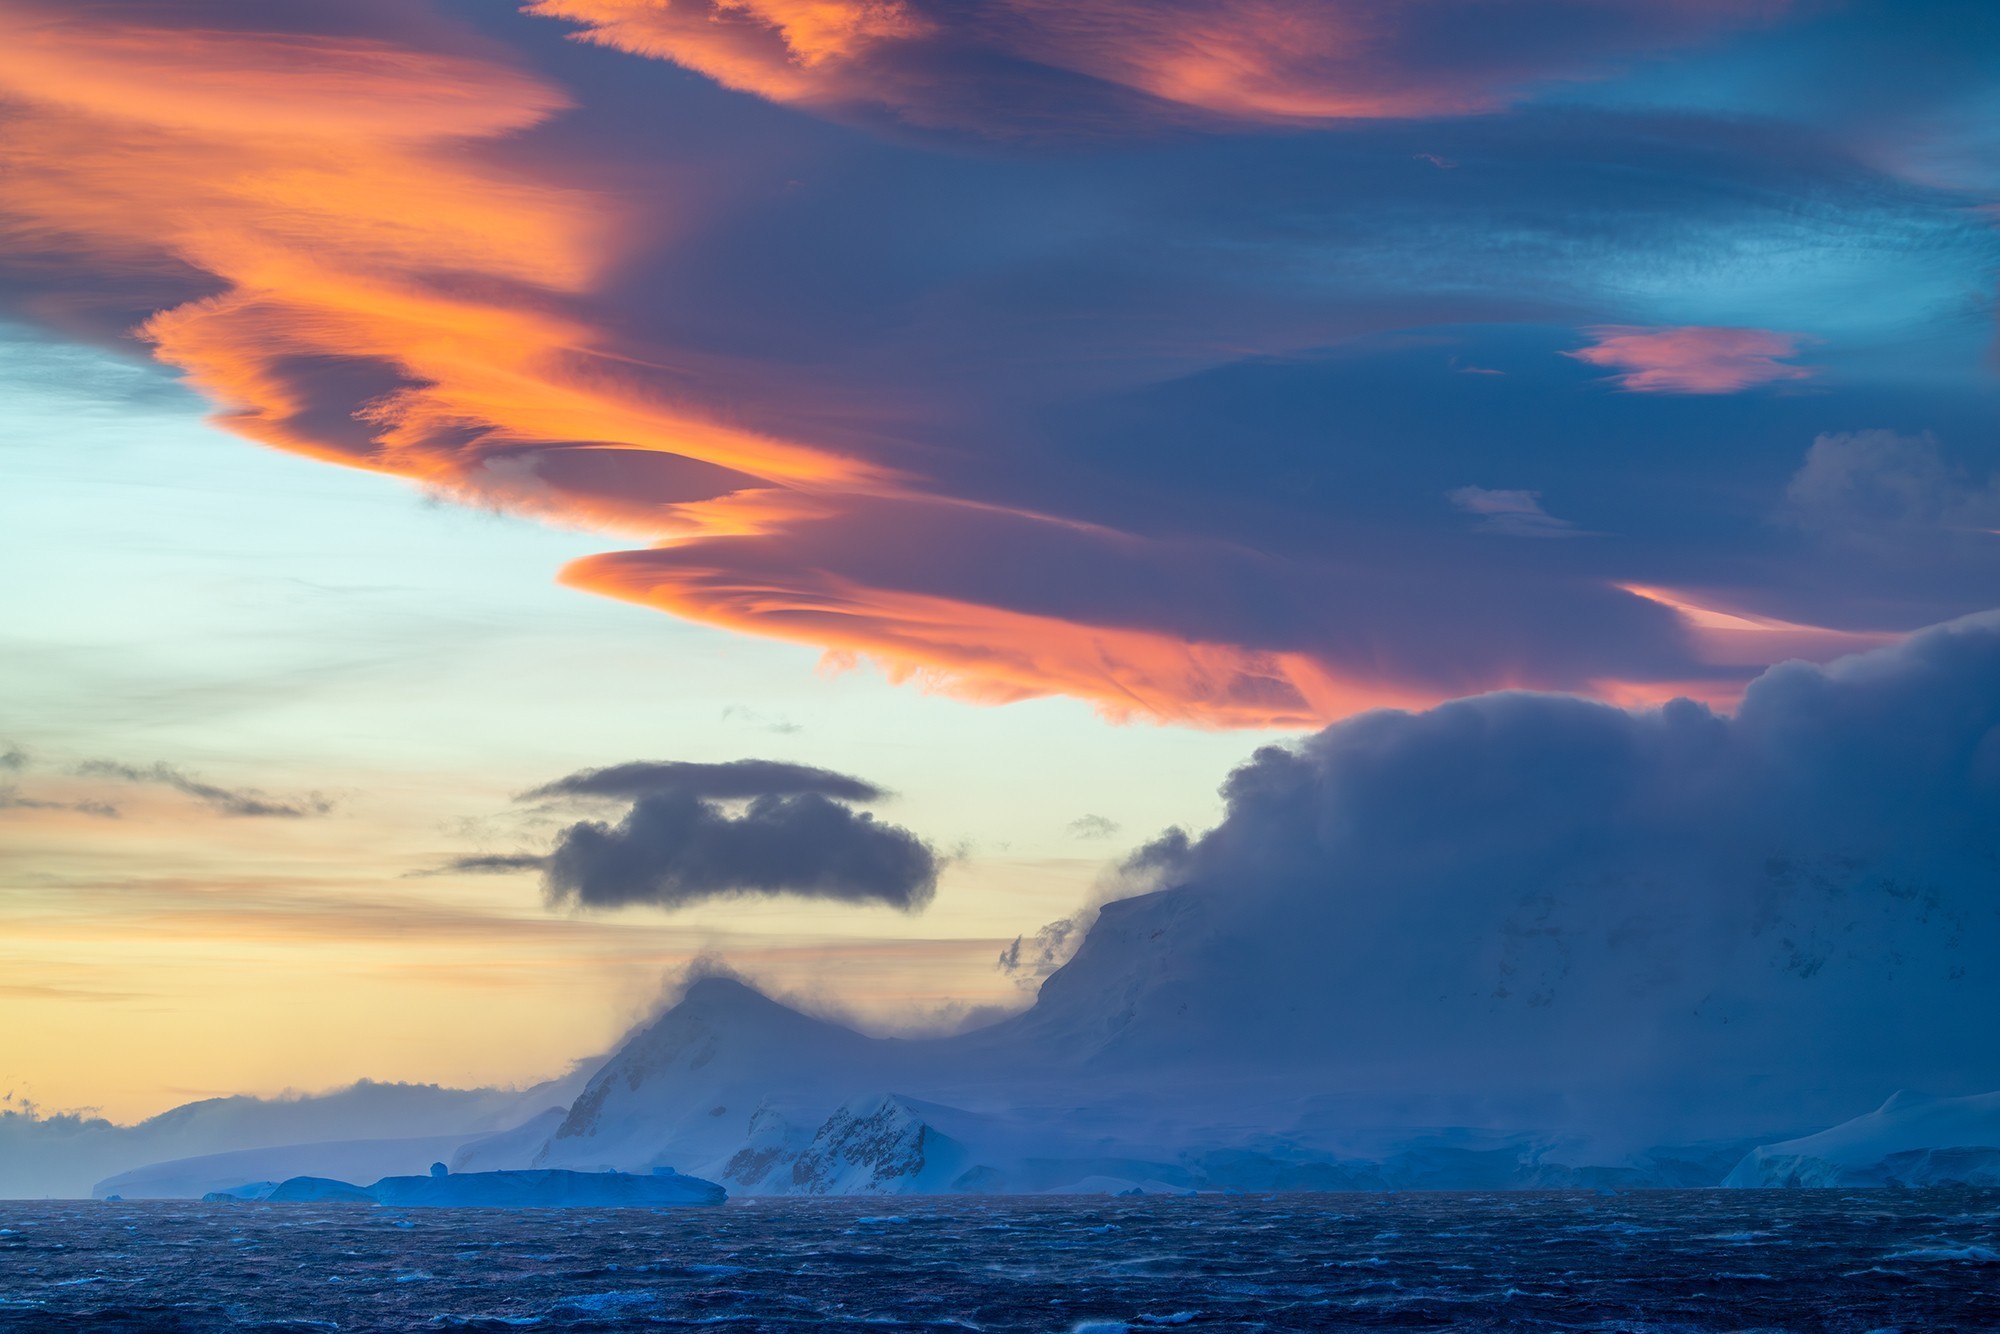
2;1191;1996;1331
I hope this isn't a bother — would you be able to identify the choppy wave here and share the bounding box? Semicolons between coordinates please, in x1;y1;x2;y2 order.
1;1190;1996;1330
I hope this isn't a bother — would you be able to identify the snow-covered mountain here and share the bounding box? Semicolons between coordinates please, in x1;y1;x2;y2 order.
493;619;2000;1193
94;1135;478;1201
474;968;1783;1194
2;1066;598;1200
31;614;2000;1199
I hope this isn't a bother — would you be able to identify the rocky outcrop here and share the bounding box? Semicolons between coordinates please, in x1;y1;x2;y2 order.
786;1096;974;1194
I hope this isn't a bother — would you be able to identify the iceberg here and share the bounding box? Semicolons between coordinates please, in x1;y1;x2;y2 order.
368;1166;726;1208
265;1176;375;1204
204;1165;725;1208
198;1181;278;1203
1724;1091;2000;1188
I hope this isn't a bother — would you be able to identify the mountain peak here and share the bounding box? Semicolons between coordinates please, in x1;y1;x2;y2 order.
679;972;778;1008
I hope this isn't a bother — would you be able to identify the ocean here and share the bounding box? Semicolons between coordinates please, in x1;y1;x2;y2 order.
2;1190;1995;1331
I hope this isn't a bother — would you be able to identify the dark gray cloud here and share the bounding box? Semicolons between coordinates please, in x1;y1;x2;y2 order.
1066;814;1120;839
1019;612;2000;1135
0;746;25;772
74;761;330;818
521;759;884;804
440;758;935;911
543;791;937;912
0;788;118;819
1119;826;1193;881
997;916;1080;986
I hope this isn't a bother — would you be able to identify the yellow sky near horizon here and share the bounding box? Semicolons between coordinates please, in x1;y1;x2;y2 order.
0;329;1264;1123
0;764;1111;1121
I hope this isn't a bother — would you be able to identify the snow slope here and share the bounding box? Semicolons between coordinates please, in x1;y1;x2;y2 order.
486;969;1768;1193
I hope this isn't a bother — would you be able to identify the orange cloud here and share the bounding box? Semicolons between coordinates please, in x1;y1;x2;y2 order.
1617;584;1898;667
0;2;1845;733
1566;325;1816;394
564;540;1441;728
0;1;1494;730
0;15;563;141
534;0;1784;129
0;2;881;505
529;0;929;103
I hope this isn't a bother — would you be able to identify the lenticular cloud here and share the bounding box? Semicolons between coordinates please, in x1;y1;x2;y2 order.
1;0;1989;733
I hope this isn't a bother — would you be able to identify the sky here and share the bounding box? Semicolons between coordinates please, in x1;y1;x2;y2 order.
1;0;1996;1122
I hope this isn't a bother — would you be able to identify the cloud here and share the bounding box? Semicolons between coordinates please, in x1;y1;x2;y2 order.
999;828;1183;985
559;488;1695;727
73;760;330;818
1447;486;1583;538
429;854;547;877
997;916;1081;986
436;757;935;911
531;0;1783;133
1615;583;1896;671
0;788;119;819
522;759;885;804
721;706;803;735
1781;430;2000;547
2;3;1993;735
0;746;25;771
1066;814;1120;839
542;790;937;912
1565;325;1815;394
1029;613;2000;1132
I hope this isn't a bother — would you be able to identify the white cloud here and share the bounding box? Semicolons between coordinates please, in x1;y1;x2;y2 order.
1447;485;1584;538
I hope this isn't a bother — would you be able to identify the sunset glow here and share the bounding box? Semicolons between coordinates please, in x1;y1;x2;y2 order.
3;0;1995;1137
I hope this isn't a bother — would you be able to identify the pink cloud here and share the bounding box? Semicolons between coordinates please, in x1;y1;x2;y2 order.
1617;583;1897;667
531;0;1787;133
1566;325;1815;394
0;2;1865;733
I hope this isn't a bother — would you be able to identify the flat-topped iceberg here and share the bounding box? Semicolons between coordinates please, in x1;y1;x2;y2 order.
1724;1091;2000;1188
269;1176;375;1203
204;1164;725;1208
371;1165;725;1208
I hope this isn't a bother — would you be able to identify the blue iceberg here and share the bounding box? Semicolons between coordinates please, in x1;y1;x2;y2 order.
204;1165;725;1208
